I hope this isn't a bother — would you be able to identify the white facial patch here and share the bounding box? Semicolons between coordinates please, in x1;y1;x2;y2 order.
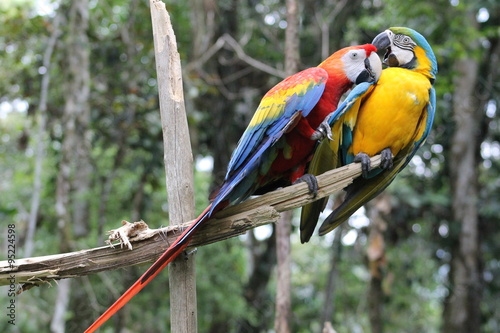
390;46;415;65
342;50;369;83
390;33;417;66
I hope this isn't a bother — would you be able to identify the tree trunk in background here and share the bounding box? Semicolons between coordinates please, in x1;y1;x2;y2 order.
317;0;348;60
96;0;139;246
240;229;277;332
25;12;62;257
53;0;90;331
67;0;92;238
320;222;344;329
275;1;299;332
50;279;71;333
442;55;483;333
284;0;300;77
54;0;91;243
188;1;282;331
309;0;362;59
188;0;248;188
207;8;242;187
366;194;391;333
189;0;216;63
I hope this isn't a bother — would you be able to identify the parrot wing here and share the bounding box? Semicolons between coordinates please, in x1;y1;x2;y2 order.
299;81;376;243
212;67;328;210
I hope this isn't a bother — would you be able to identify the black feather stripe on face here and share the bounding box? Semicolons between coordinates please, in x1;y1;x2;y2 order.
393;34;416;51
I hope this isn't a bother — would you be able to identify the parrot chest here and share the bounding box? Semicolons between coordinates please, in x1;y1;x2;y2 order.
351;68;431;157
263;81;350;179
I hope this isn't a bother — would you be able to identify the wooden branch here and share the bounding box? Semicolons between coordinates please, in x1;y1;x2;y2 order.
0;156;381;288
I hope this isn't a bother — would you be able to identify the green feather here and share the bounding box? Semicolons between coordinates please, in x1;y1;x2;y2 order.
299;139;337;243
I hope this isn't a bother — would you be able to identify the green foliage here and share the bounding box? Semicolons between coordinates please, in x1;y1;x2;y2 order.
196;238;251;331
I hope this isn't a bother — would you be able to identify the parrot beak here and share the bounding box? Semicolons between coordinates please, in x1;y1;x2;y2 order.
356;52;382;84
372;30;391;50
372;30;398;67
355;60;373;84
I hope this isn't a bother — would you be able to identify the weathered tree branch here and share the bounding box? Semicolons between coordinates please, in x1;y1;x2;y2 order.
0;155;381;288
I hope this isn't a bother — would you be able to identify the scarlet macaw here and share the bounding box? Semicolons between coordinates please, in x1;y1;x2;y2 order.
300;27;437;243
86;44;382;332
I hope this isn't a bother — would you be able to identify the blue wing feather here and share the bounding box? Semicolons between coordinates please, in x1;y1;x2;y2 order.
327;81;374;126
211;69;328;211
227;78;327;177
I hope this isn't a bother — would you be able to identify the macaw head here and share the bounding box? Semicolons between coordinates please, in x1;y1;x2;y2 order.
372;27;438;80
319;44;382;85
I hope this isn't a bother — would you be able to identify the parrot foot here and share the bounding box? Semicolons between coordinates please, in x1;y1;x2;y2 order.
294;174;319;198
380;148;394;169
354;152;371;178
311;116;333;141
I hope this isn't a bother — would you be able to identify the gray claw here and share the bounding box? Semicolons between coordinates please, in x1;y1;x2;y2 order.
380;148;393;169
294;174;319;198
311;118;333;141
354;152;371;178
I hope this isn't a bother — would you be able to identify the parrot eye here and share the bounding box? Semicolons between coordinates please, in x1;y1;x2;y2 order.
349;51;359;60
394;34;417;50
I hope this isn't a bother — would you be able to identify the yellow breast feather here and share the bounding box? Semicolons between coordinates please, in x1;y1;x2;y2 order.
351;67;431;157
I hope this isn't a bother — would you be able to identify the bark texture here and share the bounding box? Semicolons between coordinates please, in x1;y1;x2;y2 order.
443;55;482;333
150;1;197;332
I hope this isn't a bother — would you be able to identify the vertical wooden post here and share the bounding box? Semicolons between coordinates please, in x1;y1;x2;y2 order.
150;1;197;332
275;210;292;333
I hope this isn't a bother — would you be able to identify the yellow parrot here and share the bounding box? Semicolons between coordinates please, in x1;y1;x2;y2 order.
300;27;438;243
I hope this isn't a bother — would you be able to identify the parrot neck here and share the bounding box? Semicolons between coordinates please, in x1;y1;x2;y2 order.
324;71;353;104
413;46;437;81
319;63;353;99
308;71;352;128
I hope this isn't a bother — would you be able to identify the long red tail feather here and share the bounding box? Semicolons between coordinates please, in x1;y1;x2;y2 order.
85;205;215;333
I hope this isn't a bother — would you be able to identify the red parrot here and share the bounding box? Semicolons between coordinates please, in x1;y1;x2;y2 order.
86;44;381;332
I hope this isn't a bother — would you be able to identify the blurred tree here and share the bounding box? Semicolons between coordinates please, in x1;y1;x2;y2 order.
365;194;391;333
443;9;483;333
442;2;500;332
52;0;91;332
274;0;299;331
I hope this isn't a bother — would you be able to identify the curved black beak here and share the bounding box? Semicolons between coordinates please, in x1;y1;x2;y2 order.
372;31;397;66
356;57;376;84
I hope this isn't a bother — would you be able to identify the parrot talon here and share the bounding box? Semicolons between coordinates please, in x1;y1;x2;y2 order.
354;152;371;178
294;174;319;198
311;117;333;141
380;148;394;169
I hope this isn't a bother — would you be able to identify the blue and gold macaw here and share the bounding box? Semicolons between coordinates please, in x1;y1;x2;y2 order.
300;27;438;243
